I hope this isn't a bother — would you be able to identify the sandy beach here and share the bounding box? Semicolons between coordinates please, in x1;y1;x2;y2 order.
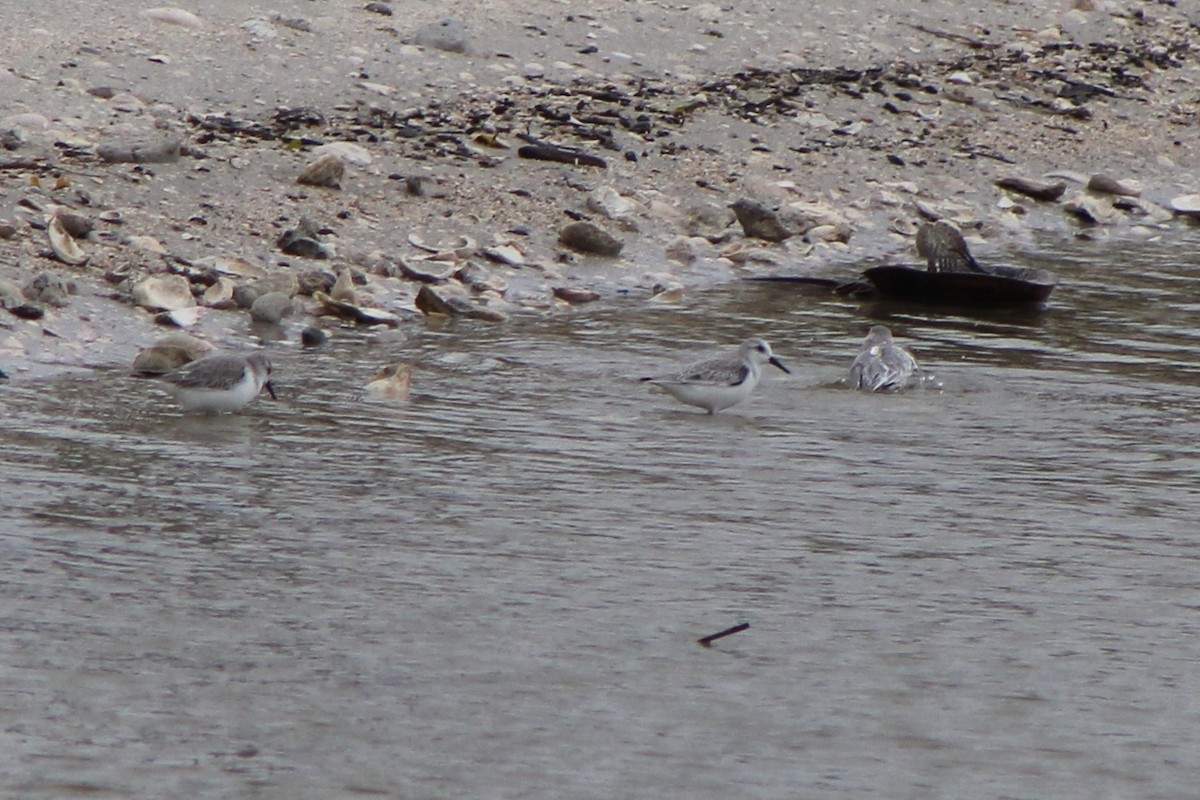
2;0;1199;375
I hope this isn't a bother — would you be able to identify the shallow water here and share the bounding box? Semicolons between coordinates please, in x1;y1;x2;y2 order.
4;233;1200;799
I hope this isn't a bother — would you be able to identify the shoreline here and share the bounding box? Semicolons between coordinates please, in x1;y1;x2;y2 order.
3;1;1199;379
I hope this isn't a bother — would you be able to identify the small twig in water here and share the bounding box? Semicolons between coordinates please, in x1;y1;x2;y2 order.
698;622;750;648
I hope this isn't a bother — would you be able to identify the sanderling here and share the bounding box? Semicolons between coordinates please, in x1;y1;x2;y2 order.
641;337;790;414
849;325;918;392
159;352;276;413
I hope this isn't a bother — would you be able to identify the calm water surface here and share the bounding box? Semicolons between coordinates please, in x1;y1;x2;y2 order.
4;235;1200;799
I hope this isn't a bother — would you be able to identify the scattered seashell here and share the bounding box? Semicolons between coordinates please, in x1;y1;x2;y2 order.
414;284;507;321
127;235;168;254
331;269;357;303
586;186;638;219
155;306;205;328
482;243;526;267
201;278;234;307
649;282;685;303
312;141;372;167
1168;195;1200;216
47;215;89;265
455;262;508;294
297;153;345;189
408;233;475;254
200;255;266;279
131;333;213;375
363;364;412;402
139;7;204;28
132;274;195;311
399;259;457;284
1063;194;1115;225
98;210;124;224
314;291;401;326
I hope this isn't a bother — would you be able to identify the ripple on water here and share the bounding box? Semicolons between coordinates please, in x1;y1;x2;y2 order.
4;236;1200;799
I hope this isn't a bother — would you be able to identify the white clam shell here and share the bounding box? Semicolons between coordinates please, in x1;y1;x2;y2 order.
47;215;89;265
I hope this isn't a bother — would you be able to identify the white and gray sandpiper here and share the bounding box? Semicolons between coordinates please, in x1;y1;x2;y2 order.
158;352;276;414
849;325;918;392
641;337;790;414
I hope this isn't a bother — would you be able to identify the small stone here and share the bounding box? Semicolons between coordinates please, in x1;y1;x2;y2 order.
364;2;393;16
995;176;1068;202
139;7;204;28
1086;174;1140;197
416;18;468;54
250;291;296;324
558;221;624;256
586;186;638;219
278;220;331;259
1063;194;1116;225
96;137;181;164
730;198;793;242
296;268;336;296
297;153;345;189
55;211;93;239
232;282;261;309
301;326;329;347
552;286;600;305
0;279;26;309
22;273;72;308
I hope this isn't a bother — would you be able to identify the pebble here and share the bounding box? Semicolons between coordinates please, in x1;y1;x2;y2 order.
416;18;468;54
278;223;332;259
730;198;793;242
415;284;507;321
300;326;329;347
558;221;624;256
586;186;638;219
1086;174;1140;197
995;176;1068;202
96;137;182;164
297;153;345;189
23;274;72;308
250;292;296;325
139;7;204;28
552;286;600;305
